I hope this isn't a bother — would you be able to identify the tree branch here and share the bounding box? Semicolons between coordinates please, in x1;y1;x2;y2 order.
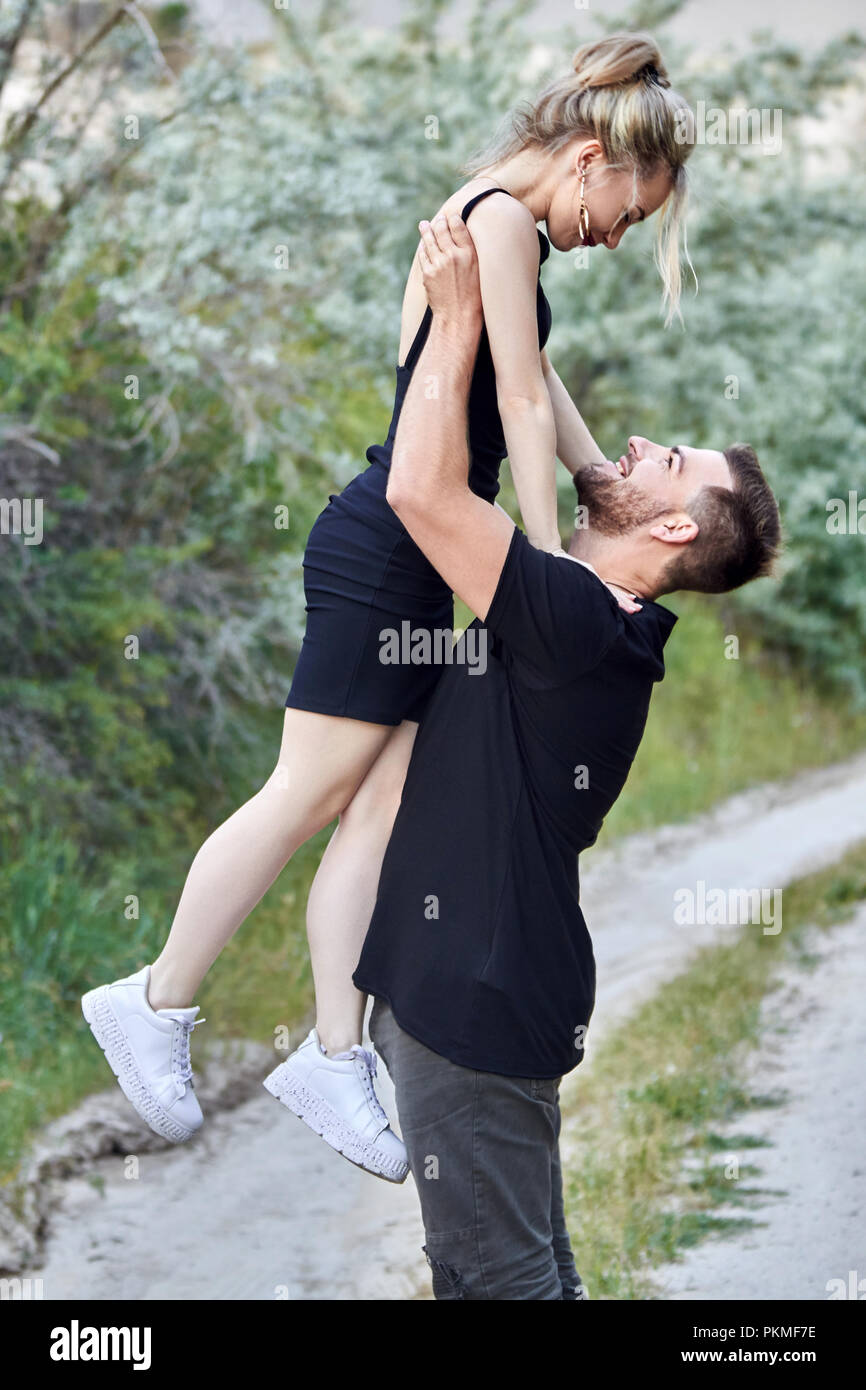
122;2;177;84
0;0;38;103
1;6;127;161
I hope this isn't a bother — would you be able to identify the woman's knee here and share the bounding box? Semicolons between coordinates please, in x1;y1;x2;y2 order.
262;759;354;841
340;777;403;837
338;742;411;839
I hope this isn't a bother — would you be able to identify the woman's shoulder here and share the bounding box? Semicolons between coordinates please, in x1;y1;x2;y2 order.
429;185;539;268
434;179;531;228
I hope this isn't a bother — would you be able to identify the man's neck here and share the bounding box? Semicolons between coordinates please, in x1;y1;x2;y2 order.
567;530;654;601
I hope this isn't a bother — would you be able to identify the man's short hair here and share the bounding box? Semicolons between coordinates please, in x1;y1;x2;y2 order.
658;443;781;595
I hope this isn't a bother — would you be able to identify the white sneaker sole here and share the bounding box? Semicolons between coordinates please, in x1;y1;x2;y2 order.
263;1060;408;1183
81;985;198;1144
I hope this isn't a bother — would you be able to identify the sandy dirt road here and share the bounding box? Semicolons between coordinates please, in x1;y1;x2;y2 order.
651;902;866;1301
26;753;866;1300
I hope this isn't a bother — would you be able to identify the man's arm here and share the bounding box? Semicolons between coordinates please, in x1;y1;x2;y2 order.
540;348;607;477
385;213;515;622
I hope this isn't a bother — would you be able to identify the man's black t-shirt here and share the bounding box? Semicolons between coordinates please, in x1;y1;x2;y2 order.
353;526;678;1078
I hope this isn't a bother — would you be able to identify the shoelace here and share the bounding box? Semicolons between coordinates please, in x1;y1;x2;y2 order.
353;1047;389;1127
171;1015;206;1095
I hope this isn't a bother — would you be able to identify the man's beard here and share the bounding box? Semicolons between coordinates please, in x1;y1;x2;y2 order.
574;466;670;538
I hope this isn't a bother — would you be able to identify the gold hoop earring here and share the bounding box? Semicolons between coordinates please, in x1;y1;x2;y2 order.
577;170;590;246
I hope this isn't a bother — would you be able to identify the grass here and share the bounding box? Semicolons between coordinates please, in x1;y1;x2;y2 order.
2;596;866;1189
0;821;330;1187
559;839;866;1299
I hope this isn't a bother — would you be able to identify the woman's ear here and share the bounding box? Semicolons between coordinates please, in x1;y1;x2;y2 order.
573;138;604;177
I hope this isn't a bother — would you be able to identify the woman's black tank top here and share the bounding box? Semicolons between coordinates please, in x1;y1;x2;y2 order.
365;185;552;504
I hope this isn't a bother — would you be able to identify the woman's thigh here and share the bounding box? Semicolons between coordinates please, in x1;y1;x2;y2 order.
336;718;418;834
267;707;396;835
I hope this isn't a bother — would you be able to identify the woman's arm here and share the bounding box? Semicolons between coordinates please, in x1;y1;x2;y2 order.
464;195;561;552
540;349;606;476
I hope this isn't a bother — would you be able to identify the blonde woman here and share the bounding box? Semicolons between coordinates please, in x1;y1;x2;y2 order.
82;32;695;1181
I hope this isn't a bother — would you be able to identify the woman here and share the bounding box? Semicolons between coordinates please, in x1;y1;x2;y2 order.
82;32;695;1180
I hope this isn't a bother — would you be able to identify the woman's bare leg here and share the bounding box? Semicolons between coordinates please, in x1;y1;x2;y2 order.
146;708;394;1011
306;720;418;1055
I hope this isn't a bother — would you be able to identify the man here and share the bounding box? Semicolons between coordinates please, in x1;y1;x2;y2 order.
352;212;781;1300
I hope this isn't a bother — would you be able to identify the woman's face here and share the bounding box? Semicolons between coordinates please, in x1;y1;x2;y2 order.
547;141;673;253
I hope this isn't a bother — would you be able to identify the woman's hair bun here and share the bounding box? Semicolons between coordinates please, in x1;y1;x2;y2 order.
571;31;670;91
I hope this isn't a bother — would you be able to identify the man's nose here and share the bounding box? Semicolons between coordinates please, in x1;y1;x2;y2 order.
628;436;649;459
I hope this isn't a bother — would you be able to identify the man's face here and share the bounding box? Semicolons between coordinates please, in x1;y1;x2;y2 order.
575;436;732;535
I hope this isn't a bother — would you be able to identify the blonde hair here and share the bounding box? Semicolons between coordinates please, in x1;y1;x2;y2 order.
462;32;696;324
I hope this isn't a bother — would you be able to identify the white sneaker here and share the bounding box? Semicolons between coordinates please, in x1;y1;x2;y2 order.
263;1028;409;1183
81;964;205;1143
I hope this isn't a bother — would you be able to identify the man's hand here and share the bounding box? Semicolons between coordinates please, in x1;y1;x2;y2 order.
416;213;482;324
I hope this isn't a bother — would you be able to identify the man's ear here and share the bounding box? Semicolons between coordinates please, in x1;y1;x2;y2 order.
648;513;699;546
